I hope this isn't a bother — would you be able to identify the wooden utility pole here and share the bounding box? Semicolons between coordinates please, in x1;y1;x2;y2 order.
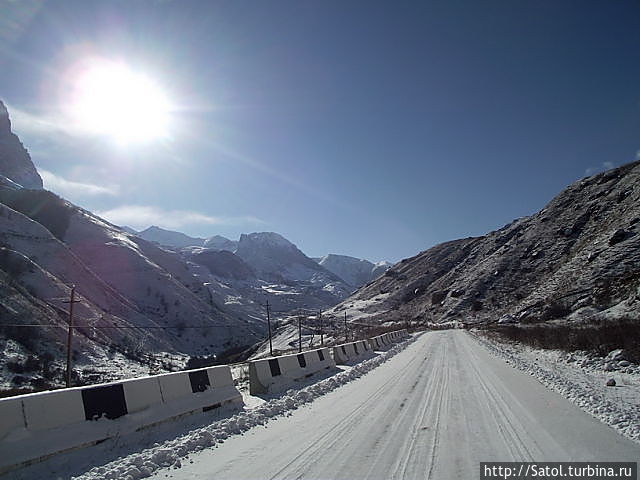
344;311;348;342
63;286;80;388
298;316;303;353
266;299;273;356
319;310;323;347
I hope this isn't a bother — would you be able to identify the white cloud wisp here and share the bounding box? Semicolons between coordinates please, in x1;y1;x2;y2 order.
96;205;265;231
40;169;119;197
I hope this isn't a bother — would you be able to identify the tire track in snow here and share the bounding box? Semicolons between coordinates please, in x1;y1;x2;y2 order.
391;334;450;480
462;333;539;461
268;339;431;480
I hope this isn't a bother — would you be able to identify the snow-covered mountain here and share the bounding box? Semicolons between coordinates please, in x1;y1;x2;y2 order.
325;160;640;331
136;226;205;248
0;187;263;357
179;233;353;318
0;100;42;189
0;102;376;392
131;226;238;252
0;101;273;390
316;254;392;288
234;232;350;291
131;226;385;294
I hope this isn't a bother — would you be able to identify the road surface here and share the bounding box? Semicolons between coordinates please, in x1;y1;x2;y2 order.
151;330;640;479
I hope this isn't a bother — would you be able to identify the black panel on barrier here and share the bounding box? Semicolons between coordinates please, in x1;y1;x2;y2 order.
82;384;128;421
189;369;211;393
269;358;281;377
354;344;359;355
297;354;307;368
317;350;325;361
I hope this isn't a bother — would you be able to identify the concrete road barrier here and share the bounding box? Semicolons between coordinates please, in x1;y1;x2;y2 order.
248;347;335;394
0;365;242;474
332;340;373;364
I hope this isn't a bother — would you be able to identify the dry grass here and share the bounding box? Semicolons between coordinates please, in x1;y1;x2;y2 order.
484;317;640;363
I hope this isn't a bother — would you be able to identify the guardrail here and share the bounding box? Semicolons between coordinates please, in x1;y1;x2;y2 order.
0;365;242;473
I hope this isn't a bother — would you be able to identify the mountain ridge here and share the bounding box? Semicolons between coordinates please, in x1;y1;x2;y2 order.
0;100;42;190
326;160;640;330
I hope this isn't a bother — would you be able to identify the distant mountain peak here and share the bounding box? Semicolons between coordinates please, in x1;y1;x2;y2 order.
239;231;295;248
136;225;205;248
317;253;392;288
0;100;43;189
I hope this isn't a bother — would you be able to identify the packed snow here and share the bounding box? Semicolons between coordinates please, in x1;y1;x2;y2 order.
472;330;640;444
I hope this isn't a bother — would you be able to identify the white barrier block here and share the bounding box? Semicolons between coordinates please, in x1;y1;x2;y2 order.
207;365;234;387
332;344;350;364
249;347;334;394
122;376;163;413
0;396;25;439
22;389;85;431
157;371;192;402
333;341;372;364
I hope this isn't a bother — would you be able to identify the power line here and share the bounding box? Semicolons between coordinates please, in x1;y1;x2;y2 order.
0;324;232;329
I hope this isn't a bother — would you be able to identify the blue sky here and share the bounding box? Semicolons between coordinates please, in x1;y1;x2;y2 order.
1;0;639;262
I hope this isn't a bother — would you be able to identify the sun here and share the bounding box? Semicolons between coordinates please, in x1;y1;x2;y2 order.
69;59;171;144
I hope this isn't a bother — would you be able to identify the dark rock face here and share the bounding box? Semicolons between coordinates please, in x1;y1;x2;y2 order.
609;229;627;246
330;160;640;327
0;101;43;189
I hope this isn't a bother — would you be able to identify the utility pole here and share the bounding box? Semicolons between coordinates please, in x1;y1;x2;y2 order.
344;311;348;342
266;299;273;356
319;310;323;347
63;285;80;388
298;316;303;353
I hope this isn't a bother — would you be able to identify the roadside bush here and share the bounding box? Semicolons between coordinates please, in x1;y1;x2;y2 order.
541;301;571;321
7;360;25;374
486;317;640;363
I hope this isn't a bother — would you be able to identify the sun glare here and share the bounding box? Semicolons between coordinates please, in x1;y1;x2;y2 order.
69;59;171;144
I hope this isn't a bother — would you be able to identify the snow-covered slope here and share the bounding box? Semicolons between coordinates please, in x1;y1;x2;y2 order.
316;254;392;288
0;100;42;189
180;241;352;331
235;232;348;291
136;226;205;248
326;160;640;329
0;188;264;390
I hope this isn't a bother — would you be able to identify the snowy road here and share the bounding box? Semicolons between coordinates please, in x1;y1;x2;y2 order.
150;330;640;480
